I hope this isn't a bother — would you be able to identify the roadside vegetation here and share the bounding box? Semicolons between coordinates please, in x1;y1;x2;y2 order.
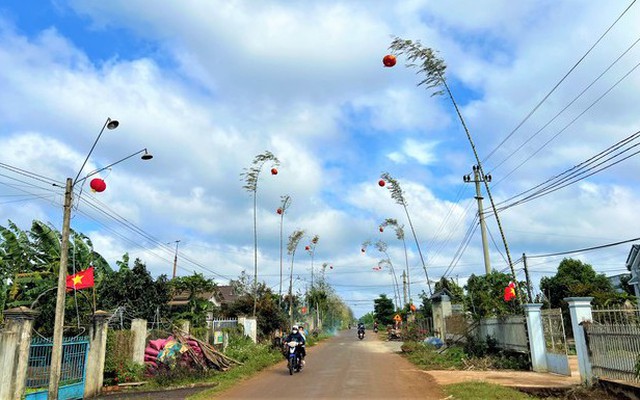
444;382;560;400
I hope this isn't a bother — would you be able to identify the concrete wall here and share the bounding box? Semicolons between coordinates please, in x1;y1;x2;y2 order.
475;315;529;353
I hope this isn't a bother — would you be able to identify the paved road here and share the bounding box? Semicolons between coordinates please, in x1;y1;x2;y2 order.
214;330;444;399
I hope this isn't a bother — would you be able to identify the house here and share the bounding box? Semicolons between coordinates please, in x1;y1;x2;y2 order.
168;285;241;308
625;244;640;303
607;273;631;293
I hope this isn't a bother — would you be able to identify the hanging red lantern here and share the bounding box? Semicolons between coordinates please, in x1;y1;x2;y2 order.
271;167;278;175
383;54;397;67
379;227;384;233
305;245;310;251
90;178;106;193
378;180;386;187
277;208;283;215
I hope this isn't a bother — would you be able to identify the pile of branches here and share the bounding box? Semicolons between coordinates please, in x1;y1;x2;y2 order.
172;327;243;371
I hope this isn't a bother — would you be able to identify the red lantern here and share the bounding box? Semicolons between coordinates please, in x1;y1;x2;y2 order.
379;227;384;233
378;180;385;187
410;303;417;312
271;167;278;175
301;307;307;314
277;208;283;215
305;245;310;251
383;54;397;67
90;178;106;193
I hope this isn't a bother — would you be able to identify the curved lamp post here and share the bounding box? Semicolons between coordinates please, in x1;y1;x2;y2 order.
388;37;518;300
49;118;152;399
241;151;280;317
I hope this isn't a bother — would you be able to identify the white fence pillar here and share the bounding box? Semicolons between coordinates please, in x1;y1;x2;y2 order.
0;307;38;400
524;304;548;372
131;319;147;365
84;311;111;398
432;295;452;340
238;316;257;343
565;297;593;385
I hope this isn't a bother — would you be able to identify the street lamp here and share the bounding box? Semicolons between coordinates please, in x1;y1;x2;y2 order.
48;118;152;400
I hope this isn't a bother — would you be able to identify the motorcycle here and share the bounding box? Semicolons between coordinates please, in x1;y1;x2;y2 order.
357;329;365;340
286;341;303;375
373;326;378;333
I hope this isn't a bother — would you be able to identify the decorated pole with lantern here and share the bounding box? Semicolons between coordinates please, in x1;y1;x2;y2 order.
287;229;305;328
241;151;280;317
277;195;291;306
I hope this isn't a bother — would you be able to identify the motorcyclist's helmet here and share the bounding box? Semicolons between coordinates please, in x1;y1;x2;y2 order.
291;325;298;333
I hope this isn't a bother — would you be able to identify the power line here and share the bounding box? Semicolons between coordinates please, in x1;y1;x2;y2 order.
493;58;640;187
488;34;640;175
527;236;640;259
483;0;637;163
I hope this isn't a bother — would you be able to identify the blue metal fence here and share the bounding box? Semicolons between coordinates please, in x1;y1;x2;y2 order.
25;336;90;400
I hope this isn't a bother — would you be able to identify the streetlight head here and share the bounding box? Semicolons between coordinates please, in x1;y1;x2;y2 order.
141;149;153;160
106;119;119;130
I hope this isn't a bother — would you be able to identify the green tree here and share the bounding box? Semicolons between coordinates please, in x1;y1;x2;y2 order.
434;277;464;303
169;273;217;327
97;257;171;326
224;278;288;340
374;294;395;326
465;271;522;319
539;258;624;308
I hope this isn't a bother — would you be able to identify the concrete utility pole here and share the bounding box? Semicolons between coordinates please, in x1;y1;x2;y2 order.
402;270;408;306
464;165;492;275
48;178;73;400
522;253;533;303
171;240;181;279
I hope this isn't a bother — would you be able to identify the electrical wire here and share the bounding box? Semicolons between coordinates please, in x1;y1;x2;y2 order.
483;0;638;163
488;34;640;175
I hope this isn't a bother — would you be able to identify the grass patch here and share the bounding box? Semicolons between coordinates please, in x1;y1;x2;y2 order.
402;342;466;370
444;382;561;400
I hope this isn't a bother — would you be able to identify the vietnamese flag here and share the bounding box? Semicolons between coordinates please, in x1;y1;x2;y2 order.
503;282;516;302
66;267;95;291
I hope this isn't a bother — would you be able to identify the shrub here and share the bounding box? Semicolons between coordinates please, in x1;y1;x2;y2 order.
464;335;488;358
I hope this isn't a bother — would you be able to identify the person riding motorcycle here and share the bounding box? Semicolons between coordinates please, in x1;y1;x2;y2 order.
357;322;365;338
373;321;379;333
284;325;306;364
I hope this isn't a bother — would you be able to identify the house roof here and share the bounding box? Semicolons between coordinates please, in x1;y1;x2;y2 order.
216;285;240;305
168;289;218;307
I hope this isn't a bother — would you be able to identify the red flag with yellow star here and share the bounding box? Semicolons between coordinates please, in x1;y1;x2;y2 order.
66;266;94;291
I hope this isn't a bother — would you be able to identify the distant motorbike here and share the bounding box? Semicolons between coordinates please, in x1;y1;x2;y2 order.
357;329;365;340
286;341;303;375
373;326;378;333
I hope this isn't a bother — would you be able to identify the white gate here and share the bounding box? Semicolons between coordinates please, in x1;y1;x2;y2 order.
541;309;571;376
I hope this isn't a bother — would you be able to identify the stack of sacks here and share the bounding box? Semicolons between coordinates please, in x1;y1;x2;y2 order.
144;337;170;371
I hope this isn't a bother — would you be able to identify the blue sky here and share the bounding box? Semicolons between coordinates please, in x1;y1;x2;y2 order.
1;1;640;317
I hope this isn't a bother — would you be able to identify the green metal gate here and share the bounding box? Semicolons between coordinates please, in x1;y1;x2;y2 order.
25;336;90;400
